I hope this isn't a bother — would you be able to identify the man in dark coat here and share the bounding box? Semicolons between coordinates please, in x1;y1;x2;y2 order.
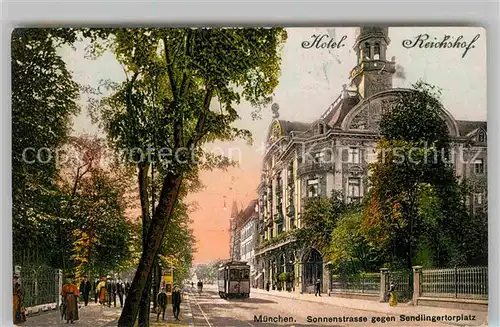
125;280;131;297
172;286;182;320
116;277;125;308
93;278;99;303
106;276;117;307
79;276;92;306
315;278;321;297
156;288;167;321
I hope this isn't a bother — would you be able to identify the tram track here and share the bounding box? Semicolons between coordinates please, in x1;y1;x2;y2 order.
188;287;256;327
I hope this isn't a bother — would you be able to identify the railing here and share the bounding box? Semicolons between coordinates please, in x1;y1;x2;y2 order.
298;162;333;176
421;266;488;300
330;274;380;294
20;265;59;308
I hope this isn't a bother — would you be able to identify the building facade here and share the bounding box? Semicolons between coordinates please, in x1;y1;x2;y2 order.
238;200;259;286
228;201;240;261
253;27;487;293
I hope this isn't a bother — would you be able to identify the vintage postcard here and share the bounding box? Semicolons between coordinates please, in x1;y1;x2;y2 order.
12;26;487;326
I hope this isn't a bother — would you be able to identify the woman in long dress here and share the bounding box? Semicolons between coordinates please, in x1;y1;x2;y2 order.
97;277;107;305
388;282;398;306
61;277;80;324
13;274;26;324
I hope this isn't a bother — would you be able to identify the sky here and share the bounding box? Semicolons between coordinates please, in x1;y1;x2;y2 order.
59;27;486;264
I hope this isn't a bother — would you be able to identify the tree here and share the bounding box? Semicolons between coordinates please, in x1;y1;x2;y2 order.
12;28;80;267
329;209;380;274
295;190;349;253
362;81;473;269
85;28;287;326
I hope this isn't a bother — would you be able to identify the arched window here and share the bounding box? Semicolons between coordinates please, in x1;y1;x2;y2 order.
318;124;324;134
364;42;371;60
374;43;380;60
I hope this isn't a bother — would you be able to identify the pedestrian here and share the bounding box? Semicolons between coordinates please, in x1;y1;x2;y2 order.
388;282;398;306
107;276;117;307
93;278;99;303
13;273;26;324
315;278;321;297
125;280;131;296
97;277;107;305
116;276;125;308
156;288;167;321
61;275;80;324
172;285;182;320
79;276;92;306
265;281;270;292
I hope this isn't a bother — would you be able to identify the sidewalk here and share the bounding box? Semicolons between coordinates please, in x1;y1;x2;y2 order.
251;288;488;326
18;295;194;327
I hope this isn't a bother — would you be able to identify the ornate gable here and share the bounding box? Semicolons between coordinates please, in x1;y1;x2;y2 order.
340;89;460;137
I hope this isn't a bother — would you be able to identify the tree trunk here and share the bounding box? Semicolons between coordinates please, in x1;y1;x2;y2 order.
138;273;152;327
117;172;183;326
152;262;161;310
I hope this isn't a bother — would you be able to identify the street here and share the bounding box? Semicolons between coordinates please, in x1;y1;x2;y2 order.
18;284;487;327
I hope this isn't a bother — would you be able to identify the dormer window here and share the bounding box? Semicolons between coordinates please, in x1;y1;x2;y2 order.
374;43;380;60
318;123;325;134
478;132;485;142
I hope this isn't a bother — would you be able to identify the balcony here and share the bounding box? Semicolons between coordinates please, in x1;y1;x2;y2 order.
298;162;334;176
349;60;396;79
255;229;298;256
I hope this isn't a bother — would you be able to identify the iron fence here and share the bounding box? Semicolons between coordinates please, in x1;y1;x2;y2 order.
330;273;380;294
386;270;413;303
421;266;488;300
19;264;59;308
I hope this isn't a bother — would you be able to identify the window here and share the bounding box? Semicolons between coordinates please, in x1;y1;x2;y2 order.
348;147;360;164
474;159;484;174
374;43;380;60
307;179;319;197
474;193;483;205
364;42;371;60
348;178;361;201
318;124;325;134
478;132;485;142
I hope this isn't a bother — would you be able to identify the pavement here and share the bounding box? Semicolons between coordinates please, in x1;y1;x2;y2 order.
15;285;488;326
17;296;194;327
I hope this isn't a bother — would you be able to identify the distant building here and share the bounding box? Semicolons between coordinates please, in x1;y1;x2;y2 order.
228;201;240;261
254;27;487;294
238;200;259;286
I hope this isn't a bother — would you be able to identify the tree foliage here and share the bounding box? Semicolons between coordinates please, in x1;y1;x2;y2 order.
329;209;381;274
295;190;349;253
362;81;482;269
12;29;80;266
84;28;287;326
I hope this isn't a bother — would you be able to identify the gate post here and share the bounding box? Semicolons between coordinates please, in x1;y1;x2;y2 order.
379;268;389;302
56;269;62;307
412;266;423;305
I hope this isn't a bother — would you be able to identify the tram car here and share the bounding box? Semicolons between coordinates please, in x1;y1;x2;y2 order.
217;261;251;299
